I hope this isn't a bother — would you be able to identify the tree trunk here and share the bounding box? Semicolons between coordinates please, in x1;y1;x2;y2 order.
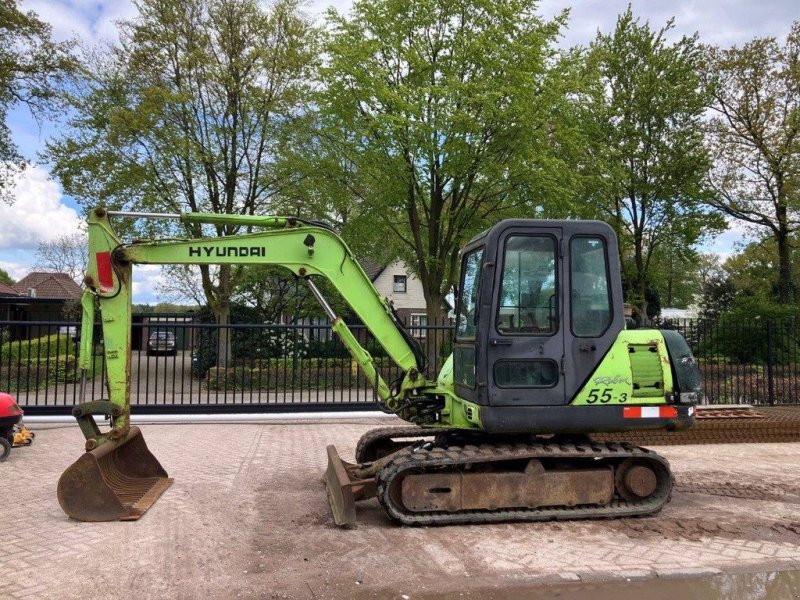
776;204;794;304
207;264;234;368
634;237;648;324
216;300;232;368
422;287;448;377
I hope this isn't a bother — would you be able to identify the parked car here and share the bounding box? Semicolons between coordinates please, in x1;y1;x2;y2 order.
147;331;177;356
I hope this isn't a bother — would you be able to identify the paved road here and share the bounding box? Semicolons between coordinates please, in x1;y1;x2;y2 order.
3;420;800;599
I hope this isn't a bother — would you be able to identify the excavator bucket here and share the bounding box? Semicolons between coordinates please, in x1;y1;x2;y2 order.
57;426;173;522
324;445;376;527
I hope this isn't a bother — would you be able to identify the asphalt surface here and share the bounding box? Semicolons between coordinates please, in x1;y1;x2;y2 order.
3;419;800;599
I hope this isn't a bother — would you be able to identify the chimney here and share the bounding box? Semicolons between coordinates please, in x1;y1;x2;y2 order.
27;288;36;298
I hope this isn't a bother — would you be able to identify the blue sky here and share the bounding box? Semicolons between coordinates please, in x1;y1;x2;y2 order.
2;0;794;303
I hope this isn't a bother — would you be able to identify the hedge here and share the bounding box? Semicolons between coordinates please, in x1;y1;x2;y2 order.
205;359;401;391
0;356;86;391
0;334;75;361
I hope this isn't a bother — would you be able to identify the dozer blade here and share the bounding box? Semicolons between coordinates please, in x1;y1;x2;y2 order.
324;445;376;527
57;426;173;522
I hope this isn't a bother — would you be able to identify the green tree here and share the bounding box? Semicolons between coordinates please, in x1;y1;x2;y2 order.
0;0;73;200
581;9;722;321
703;23;800;304
301;0;572;319
723;238;800;301
0;267;13;285
46;0;315;365
231;266;352;324
648;243;700;309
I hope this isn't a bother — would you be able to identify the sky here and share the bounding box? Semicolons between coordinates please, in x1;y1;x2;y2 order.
2;0;795;303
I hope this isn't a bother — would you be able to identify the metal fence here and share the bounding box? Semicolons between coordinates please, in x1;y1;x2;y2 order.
2;316;799;414
0;316;454;415
657;317;800;406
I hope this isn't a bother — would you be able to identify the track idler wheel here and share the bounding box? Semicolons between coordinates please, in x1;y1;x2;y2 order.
615;458;658;502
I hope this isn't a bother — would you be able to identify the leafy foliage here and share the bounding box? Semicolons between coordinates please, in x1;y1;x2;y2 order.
703;23;800;304
0;333;74;360
0;267;13;285
192;303;311;375
580;8;723;320
703;299;800;364
0;0;74;200
295;0;573;317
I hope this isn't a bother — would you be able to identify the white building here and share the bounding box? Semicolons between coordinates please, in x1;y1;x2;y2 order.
363;259;429;331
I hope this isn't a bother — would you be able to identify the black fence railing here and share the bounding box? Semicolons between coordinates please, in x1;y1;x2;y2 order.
657;317;800;406
1;316;454;415
3;316;798;414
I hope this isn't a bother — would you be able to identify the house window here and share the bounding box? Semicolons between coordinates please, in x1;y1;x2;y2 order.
410;313;428;338
393;275;407;293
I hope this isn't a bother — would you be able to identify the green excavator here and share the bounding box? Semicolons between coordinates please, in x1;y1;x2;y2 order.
57;207;700;525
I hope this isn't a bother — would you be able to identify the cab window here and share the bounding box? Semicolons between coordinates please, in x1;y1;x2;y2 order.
570;236;612;337
456;247;484;339
497;236;557;335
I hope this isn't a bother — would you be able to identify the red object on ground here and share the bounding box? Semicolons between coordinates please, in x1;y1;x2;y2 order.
0;392;23;424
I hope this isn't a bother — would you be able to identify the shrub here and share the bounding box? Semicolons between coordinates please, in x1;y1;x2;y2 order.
0;356;84;391
1;333;75;361
204;358;402;391
699;299;800;365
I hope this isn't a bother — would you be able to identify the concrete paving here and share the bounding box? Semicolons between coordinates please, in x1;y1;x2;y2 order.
2;420;800;599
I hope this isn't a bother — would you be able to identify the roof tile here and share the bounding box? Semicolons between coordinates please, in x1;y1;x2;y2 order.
13;272;82;300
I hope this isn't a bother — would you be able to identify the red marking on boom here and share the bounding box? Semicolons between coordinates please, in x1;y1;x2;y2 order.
96;251;114;291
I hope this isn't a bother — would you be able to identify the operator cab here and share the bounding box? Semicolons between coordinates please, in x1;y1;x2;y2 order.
453;220;624;407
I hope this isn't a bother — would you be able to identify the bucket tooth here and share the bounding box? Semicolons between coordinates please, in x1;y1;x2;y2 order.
57;426;173;522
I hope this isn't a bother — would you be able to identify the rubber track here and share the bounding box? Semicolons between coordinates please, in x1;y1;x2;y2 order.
355;426;452;463
376;441;673;526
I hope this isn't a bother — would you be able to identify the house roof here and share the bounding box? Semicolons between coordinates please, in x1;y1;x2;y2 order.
358;259;385;282
0;281;18;296
13;272;82;300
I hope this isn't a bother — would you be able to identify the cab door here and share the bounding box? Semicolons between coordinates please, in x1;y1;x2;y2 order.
486;228;566;406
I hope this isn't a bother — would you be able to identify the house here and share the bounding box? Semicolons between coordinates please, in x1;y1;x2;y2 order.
0;272;82;322
361;259;429;330
659;306;699;321
293;259;433;340
0;281;17;297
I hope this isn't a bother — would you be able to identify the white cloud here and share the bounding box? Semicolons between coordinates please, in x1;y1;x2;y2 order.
0;164;83;249
0;260;30;281
22;1;138;45
132;264;165;304
700;216;758;260
538;0;797;49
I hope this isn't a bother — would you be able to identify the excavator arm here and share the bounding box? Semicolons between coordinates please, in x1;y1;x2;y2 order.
58;206;446;522
78;208;432;438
